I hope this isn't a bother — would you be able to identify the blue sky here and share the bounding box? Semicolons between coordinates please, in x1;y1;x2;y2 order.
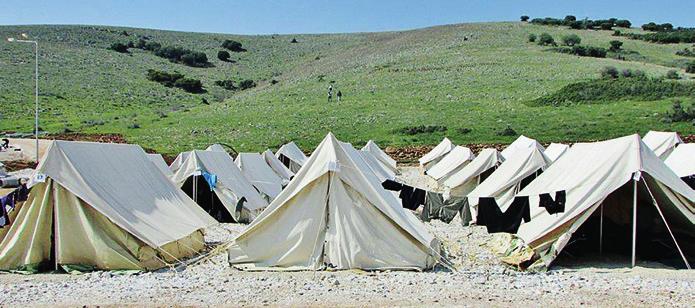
1;0;693;34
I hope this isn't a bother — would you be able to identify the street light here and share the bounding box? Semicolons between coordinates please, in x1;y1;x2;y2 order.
7;34;39;163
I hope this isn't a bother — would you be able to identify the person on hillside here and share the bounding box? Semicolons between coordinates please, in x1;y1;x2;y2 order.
337;90;342;102
0;139;8;151
327;84;333;102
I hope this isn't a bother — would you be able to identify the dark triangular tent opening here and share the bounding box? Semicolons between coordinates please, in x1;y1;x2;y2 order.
181;176;235;223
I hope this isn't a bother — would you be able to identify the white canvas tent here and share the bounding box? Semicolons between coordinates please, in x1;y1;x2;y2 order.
467;146;550;221
444;148;504;197
500;135;546;160
172;150;268;223
0;141;215;271
228;133;440;271
509;135;695;270
419;137;454;170
427;146;475;182
262;149;294;184
235;153;284;201
147;153;173;177
206;144;228;153
664;143;695;178
276;142;308;173
169;151;191;174
642;131;682;159
543;143;570;163
361;140;397;172
359;150;396;182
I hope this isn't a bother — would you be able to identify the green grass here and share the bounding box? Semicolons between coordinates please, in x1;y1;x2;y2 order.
1;22;694;154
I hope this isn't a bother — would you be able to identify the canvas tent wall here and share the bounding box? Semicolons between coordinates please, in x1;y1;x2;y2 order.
427;146;475;182
444;148;504;197
276;142;308;173
361;140;397;172
235;153;284;201
419;137;454;171
359;150;396;182
263;149;294;184
0;141;215;272
467;146;550;223
543;143;570;163
664;143;695;189
172;150;268;223
169;151;191;174
147;154;173;177
500;135;546;160
509;135;695;270
206;144;228;153
642;131;682;159
228;133;440;271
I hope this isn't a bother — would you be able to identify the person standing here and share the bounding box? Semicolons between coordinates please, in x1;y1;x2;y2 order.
336;90;342;102
327;84;333;102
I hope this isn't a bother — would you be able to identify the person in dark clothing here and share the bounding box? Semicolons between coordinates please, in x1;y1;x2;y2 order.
336;90;342;102
0;139;8;151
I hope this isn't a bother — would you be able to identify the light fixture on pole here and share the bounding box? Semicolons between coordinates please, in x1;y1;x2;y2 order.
7;34;40;163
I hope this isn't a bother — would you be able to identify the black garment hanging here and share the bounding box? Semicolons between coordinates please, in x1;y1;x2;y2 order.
381;179;403;191
476;196;530;233
539;190;566;214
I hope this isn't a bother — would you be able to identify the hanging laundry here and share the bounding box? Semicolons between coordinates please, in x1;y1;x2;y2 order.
202;172;217;191
476;196;530;233
381;179;403;191
539;190;566;214
0;192;14;228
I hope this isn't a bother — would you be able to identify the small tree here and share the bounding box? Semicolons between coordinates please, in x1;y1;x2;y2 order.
109;42;129;53
600;22;613;30
537;33;555;46
239;79;256;90
217;50;231;62
561;34;581;46
615;19;632;28
528;33;537;42
609;40;623;52
174;78;204;93
600;66;619;79
520;15;530;22
563;15;577;24
222;39;246;52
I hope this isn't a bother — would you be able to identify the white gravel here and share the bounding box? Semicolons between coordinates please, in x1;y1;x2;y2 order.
0;168;693;307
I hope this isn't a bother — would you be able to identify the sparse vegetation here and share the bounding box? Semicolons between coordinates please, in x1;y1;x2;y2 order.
154;46;210;67
676;48;695;57
215;80;237;90
396;125;447;135
561;34;581;46
222;39;246;52
528;33;537;43
497;125;517;136
239;79;256;90
109;42;130;53
554;46;607;58
537;33;555;46
665;70;680;80
600;66;620;79
146;69;203;93
686;62;695;74
662;100;695;123
609;40;623;52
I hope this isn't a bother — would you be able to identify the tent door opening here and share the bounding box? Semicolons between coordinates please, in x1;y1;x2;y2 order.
182;176;234;223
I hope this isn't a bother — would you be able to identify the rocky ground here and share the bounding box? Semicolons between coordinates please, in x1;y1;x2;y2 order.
0;168;693;307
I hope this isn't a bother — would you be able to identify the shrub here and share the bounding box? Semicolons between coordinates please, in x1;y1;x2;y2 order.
222;39;246;52
173;78;204;93
568;21;584;30
520;15;530;22
396;125;447;135
600;23;613;30
609;40;623;51
663;100;695;123
215;79;237;90
564;15;577;23
528;33;537;42
127;123;140;129
613;30;622;36
665;70;680;80
146;69;203;93
625;30;695;44
642;22;673;32
600;66;619;79
291;38;298;43
217;50;231;61
457;127;472;134
561;34;581;46
554;45;607;58
154;46;209;67
238;79;256;90
676;48;695;57
615;20;632;28
180;51;208;67
497;125;517;136
109;42;129;53
537;33;555;46
686;62;695;73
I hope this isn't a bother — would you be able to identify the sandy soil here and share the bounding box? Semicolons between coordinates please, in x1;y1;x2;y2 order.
0;167;693;307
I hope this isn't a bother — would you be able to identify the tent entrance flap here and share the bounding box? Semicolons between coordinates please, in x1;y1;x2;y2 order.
182;176;234;223
552;179;695;269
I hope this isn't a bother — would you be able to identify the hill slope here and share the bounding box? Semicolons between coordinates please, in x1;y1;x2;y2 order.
1;22;694;154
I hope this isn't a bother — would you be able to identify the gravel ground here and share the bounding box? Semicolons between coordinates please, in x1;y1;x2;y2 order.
0;168;693;307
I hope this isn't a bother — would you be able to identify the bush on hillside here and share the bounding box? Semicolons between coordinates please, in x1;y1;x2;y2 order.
173;78;204;93
239;79;257;90
615;20;632;28
663;100;695;123
609;40;623;51
528;77;695;107
600;66;620;79
497;125;517;136
215;79;237;90
624;30;695;44
564;15;577;23
146;69;204;93
396;125;447;135
613;30;622;36
520;16;530;22
109;42;129;53
528;33;537;42
217;50;231;61
222;39;246;52
154;46;210;67
665;70;680;80
676;48;695;57
554;45;607;58
561;34;581;46
686;62;695;74
537;33;555;46
642;22;674;32
600;23;613;30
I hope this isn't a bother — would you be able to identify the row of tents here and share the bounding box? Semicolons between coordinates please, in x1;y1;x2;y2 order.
416;131;694;270
0;130;692;272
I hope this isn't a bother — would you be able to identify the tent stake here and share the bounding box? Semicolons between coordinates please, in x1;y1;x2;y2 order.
599;202;604;255
631;178;637;268
642;178;691;269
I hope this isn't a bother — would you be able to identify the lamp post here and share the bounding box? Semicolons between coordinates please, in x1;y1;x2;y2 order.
7;34;39;163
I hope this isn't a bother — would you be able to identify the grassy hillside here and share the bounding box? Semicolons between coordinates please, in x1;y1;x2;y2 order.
1;22;694;154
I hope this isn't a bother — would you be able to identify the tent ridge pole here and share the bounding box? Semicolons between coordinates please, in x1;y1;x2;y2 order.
599;202;604;255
